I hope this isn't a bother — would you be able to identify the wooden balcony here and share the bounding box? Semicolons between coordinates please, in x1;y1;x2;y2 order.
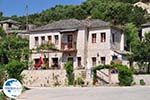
61;42;77;52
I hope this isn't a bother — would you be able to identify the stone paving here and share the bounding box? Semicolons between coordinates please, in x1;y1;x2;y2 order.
17;86;150;100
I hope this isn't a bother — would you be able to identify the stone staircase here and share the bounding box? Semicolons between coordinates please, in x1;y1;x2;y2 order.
96;70;110;85
96;69;119;86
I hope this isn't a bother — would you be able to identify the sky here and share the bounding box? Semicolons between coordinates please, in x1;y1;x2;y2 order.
0;0;85;16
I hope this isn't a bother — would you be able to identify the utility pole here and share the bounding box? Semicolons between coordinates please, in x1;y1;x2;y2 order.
25;4;29;31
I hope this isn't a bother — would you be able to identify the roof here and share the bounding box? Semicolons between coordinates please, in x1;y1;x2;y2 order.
31;19;110;31
0;19;18;24
81;19;110;28
141;22;150;27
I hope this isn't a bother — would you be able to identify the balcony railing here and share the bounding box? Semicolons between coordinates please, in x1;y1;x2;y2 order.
61;42;77;52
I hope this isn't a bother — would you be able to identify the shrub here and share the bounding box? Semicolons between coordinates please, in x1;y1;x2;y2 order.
140;79;146;85
75;77;84;86
64;61;74;85
5;60;27;82
116;64;133;86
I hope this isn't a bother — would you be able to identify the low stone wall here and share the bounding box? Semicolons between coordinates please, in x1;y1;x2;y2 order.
134;75;150;85
22;70;67;87
22;70;150;87
22;69;87;87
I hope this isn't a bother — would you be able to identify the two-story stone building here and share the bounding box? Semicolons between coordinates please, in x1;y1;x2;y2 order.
28;19;125;71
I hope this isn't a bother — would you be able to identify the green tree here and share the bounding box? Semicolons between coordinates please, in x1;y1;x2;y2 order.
124;23;139;67
91;2;146;25
124;23;139;51
64;61;74;85
115;0;139;3
0;27;6;37
133;32;150;73
6;60;27;81
0;34;29;62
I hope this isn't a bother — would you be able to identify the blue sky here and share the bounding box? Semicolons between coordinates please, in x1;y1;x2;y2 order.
0;0;85;16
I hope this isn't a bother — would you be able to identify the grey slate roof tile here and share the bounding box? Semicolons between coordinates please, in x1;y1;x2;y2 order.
32;19;110;31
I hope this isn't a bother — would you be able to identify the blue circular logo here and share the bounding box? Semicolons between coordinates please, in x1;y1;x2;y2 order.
3;79;23;99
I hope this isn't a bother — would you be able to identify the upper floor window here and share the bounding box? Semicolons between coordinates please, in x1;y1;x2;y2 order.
92;57;96;67
8;23;12;28
101;57;106;65
54;35;59;45
92;34;96;43
41;36;45;44
48;36;52;44
67;35;73;43
101;32;106;42
112;33;115;43
34;37;39;46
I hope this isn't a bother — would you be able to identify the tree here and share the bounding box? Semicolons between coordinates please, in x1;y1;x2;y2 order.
6;60;27;81
133;32;150;73
0;34;29;63
124;23;140;67
91;2;146;25
64;61;74;85
124;23;139;51
115;0;139;3
0;33;29;82
0;27;6;37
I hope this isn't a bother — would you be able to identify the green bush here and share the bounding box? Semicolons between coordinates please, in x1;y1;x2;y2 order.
64;61;74;85
116;65;133;86
140;79;146;85
75;77;84;86
6;60;27;82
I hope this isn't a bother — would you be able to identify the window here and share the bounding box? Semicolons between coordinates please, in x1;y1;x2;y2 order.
92;34;96;43
54;35;59;45
51;58;60;69
67;35;73;48
112;33;115;43
101;33;106;42
68;35;73;42
48;36;52;44
101;57;106;65
41;36;45;44
112;55;118;60
77;57;82;67
92;57;96;67
34;37;39;46
8;23;12;28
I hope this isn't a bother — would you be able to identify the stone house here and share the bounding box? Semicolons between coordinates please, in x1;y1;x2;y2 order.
0;19;20;34
28;19;125;72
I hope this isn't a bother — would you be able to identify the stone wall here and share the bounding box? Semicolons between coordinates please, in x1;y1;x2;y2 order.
134;75;150;85
22;70;67;87
22;69;87;87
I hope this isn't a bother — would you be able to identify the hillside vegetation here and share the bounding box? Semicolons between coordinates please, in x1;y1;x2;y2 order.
0;0;149;27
